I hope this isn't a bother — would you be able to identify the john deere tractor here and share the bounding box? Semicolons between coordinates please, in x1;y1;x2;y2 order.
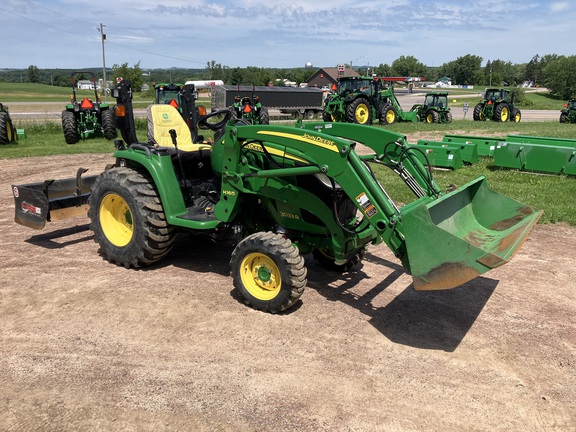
410;91;452;123
12;79;541;314
473;88;521;122
61;71;117;144
559;99;576;123
230;83;269;125
0;102;18;144
323;76;417;125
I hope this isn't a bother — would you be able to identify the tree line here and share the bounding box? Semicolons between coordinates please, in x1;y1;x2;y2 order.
2;53;575;100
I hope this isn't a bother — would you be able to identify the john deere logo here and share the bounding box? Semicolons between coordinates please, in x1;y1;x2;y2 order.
162;113;169;119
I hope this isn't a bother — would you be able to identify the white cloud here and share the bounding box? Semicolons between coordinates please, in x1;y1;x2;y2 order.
550;2;568;12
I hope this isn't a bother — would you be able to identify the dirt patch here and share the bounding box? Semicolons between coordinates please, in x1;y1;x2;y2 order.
1;154;575;431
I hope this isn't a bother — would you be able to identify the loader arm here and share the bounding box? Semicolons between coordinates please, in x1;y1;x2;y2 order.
212;122;541;290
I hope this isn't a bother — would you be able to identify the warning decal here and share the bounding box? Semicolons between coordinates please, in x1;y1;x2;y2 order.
356;192;377;218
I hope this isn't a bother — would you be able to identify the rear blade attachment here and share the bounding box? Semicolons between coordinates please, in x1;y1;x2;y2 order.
12;168;99;230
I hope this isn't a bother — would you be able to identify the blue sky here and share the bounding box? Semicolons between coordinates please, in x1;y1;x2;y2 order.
1;0;573;71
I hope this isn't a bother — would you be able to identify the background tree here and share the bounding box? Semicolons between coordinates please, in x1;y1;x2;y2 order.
438;54;483;85
373;63;392;77
112;61;144;91
27;65;40;83
390;55;427;77
543;56;576;99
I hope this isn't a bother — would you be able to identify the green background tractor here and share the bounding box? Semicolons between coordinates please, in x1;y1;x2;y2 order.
61;71;117;144
473;88;521;122
231;84;270;125
323;76;417;125
559;99;576;123
410;91;453;123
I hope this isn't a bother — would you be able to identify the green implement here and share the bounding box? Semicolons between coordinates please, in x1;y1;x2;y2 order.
417;139;479;165
442;134;504;157
493;140;576;175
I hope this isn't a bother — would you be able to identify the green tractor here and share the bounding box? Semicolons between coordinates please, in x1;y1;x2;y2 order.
323;76;417;125
230;83;269;125
153;82;207;142
155;82;185;106
473;88;521;122
12;79;541;314
559;99;576;123
410;91;453;123
61;72;117;144
0;102;18;144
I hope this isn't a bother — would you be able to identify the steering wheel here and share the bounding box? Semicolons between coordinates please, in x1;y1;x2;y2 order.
198;109;233;131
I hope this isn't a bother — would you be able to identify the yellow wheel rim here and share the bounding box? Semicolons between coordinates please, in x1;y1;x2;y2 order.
240;252;281;301
355;103;370;124
386;109;396;124
426;113;433;123
500;107;509;121
6;121;14;141
99;193;134;247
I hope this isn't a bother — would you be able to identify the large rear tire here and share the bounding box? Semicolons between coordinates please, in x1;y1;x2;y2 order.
347;98;372;125
101;109;117;140
230;232;307;313
473;103;485;121
0;111;15;144
62;110;80;144
494;103;509;122
88;167;176;268
258;106;270;125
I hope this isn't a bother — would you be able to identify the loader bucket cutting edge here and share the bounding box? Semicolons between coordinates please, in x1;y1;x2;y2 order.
398;176;542;291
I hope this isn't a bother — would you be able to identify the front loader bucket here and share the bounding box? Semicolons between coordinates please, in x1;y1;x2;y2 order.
398;176;542;290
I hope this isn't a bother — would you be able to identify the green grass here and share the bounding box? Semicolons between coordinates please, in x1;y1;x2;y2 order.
371;156;575;226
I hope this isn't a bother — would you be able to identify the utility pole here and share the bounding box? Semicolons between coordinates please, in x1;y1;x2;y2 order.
99;23;107;101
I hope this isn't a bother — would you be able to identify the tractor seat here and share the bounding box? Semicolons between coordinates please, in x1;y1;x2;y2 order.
147;104;211;153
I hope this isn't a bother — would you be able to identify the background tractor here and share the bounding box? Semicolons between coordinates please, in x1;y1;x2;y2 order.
0;102;18;144
61;72;117;144
12;80;541;314
410;91;453;123
559;99;576;123
473;88;521;122
231;83;270;124
323;76;417;125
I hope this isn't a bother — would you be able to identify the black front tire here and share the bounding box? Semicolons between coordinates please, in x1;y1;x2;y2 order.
425;110;439;124
62;110;79;144
379;104;397;125
88;167;176;268
230;232;307;313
